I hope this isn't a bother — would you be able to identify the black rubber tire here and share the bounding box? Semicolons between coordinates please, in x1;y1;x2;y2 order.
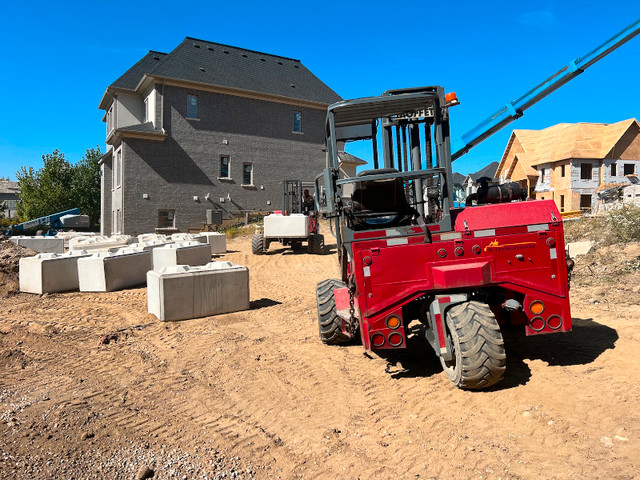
317;279;351;345
309;234;325;255
440;301;506;390
251;233;265;255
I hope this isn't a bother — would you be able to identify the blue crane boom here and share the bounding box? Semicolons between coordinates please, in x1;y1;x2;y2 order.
9;208;81;234
452;18;640;161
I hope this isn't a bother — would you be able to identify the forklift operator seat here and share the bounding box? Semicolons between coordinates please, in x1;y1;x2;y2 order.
350;169;418;230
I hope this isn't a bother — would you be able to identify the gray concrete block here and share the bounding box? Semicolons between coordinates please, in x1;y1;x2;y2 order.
199;232;227;254
147;261;250;321
567;241;594;257
16;237;65;254
170;233;207;244
152;241;211;270
69;235;134;252
78;247;151;292
19;250;91;294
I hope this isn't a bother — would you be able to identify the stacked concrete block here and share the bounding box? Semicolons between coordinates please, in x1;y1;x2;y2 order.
152;241;211;270
137;233;169;243
130;239;174;255
147;261;250;321
19;250;91;294
77;247;151;292
170;233;207;244
199;232;227;254
56;232;98;249
69;235;134;252
10;236;65;254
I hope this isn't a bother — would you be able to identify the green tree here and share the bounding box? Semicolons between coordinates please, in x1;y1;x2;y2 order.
16;147;102;225
71;147;102;225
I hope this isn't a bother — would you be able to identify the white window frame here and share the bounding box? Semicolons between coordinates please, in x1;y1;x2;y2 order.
113;147;122;189
144;97;149;123
219;155;231;180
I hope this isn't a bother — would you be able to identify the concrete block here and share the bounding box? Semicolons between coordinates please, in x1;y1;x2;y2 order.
16;237;65;254
130;239;174;253
170;233;208;244
147;261;250;321
137;233;169;243
78;247;151;292
264;214;308;238
567;241;594;257
19;250;91;294
152;241;212;270
199;232;227;254
69;235;134;252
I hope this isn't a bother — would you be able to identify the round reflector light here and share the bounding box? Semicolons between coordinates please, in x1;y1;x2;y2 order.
371;333;386;348
530;300;545;315
437;248;447;258
388;332;403;347
386;315;401;329
530;316;545;331
547;315;562;330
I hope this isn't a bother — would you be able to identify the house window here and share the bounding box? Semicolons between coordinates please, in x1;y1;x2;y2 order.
187;95;198;118
560;195;565;212
611;163;617;177
540;168;545;183
144;97;149;123
293;111;302;133
580;163;592;180
113;148;122;188
561;165;566;177
580;195;591;211
220;156;230;178
107;104;114;134
158;209;175;228
624;163;635;176
242;163;253;186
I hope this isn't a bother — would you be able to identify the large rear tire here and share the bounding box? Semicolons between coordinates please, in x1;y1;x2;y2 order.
309;234;325;255
440;301;506;390
251;234;265;255
317;279;351;345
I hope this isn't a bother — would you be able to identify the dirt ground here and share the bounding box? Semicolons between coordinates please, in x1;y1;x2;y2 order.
1;233;639;480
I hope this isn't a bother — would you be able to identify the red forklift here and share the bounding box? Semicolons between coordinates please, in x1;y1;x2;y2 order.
315;19;640;389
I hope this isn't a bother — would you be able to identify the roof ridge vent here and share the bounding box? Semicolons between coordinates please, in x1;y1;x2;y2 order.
242;54;248;58
199;67;206;72
208;47;214;51
223;50;229;54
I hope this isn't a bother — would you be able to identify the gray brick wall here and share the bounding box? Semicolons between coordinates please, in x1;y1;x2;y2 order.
118;87;327;235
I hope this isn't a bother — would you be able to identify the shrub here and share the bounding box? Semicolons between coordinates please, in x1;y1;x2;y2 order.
607;205;640;244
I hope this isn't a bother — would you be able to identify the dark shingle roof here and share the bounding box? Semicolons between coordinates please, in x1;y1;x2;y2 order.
107;38;341;105
469;161;500;182
110;51;168;91
116;122;158;134
452;172;466;185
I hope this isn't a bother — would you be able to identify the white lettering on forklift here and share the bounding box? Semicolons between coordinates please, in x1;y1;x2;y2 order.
550;248;557;259
527;223;548;232
363;266;371;277
474;229;496;237
387;238;409;246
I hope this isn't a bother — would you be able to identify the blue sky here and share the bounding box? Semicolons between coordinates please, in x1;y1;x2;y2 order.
1;1;639;180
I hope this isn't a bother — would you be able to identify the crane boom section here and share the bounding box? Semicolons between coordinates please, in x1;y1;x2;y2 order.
452;18;640;161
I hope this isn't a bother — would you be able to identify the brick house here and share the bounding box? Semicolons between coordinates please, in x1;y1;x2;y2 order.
496;119;640;213
98;38;341;235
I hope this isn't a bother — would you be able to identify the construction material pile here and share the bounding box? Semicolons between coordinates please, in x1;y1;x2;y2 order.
0;237;35;297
